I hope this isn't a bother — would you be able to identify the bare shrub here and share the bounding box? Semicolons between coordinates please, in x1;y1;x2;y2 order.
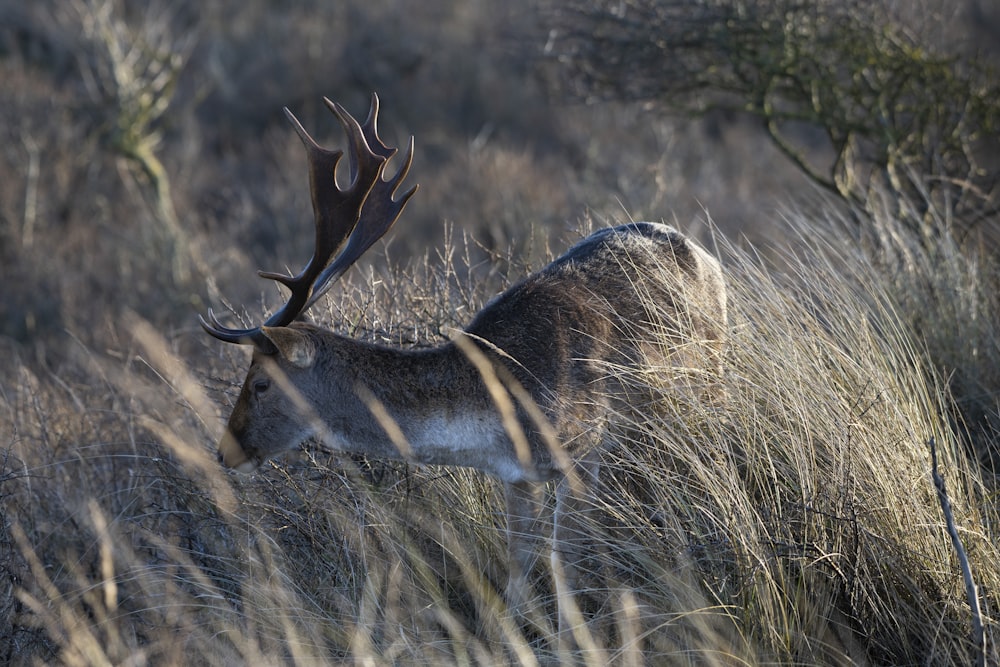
541;0;1000;248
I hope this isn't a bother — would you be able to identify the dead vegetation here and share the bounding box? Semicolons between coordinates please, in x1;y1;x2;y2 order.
1;0;998;664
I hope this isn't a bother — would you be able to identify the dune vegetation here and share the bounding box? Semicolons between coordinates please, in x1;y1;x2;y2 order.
1;1;997;664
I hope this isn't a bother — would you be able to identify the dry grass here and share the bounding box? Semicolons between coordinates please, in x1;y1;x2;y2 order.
1;2;998;664
2;203;997;665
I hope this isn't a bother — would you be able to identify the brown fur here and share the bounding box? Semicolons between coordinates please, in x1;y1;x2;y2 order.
215;220;727;638
220;222;725;476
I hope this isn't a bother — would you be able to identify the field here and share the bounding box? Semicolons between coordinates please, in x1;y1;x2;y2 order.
1;1;998;664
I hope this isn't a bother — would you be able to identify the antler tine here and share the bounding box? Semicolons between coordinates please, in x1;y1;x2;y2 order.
199;308;275;349
201;95;416;348
257;101;383;329
335;93;396;182
304;131;418;310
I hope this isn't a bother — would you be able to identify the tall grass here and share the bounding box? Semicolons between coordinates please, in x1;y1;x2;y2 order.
2;199;998;664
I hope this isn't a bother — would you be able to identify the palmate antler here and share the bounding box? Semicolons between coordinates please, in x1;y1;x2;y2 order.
200;93;417;349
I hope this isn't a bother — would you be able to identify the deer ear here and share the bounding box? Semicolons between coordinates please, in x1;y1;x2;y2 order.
260;326;316;368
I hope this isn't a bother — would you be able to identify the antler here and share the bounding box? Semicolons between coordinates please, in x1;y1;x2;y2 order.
201;94;417;348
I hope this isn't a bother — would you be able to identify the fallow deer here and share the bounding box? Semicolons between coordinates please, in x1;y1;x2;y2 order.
202;94;727;639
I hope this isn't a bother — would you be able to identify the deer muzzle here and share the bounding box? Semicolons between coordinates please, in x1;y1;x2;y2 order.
218;430;259;473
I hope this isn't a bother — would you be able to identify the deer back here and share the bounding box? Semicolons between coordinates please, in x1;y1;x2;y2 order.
461;221;727;469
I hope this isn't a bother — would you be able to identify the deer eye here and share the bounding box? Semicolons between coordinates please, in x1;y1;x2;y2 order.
252;379;271;395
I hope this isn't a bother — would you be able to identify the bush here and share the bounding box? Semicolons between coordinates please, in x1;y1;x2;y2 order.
542;0;1000;246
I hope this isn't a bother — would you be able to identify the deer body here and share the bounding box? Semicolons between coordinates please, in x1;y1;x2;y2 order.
220;221;725;483
203;96;727;639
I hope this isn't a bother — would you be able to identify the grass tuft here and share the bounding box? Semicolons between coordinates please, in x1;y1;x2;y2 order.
2;209;998;664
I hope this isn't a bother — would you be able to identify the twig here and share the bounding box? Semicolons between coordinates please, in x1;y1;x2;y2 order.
929;437;987;667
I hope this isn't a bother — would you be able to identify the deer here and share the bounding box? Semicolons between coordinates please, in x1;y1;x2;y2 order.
201;94;727;642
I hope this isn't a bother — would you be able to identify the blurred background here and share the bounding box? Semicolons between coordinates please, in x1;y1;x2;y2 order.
0;0;997;366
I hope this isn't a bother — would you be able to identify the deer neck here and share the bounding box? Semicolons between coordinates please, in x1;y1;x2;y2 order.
317;334;528;482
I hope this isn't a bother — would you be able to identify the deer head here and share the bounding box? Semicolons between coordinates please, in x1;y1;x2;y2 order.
202;94;417;470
